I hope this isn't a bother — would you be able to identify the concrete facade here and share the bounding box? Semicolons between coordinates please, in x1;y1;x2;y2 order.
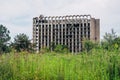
33;15;100;53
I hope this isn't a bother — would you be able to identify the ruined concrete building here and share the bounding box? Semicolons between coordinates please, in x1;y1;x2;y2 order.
33;15;100;53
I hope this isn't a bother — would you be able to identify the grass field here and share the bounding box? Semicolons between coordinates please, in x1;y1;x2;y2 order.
0;49;120;80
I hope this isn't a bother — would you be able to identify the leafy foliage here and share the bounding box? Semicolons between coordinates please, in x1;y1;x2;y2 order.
103;29;117;43
82;39;99;52
101;29;120;50
83;40;94;52
54;44;69;53
13;33;31;52
0;24;11;53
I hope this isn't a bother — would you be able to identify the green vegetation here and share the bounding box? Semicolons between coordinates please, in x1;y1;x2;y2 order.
0;50;120;80
0;24;33;53
101;29;120;51
0;24;11;53
0;25;120;80
12;33;32;52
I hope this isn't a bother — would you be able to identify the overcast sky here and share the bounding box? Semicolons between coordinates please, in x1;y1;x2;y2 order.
0;0;120;41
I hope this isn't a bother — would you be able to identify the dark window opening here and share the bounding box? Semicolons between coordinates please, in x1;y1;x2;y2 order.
84;23;86;27
74;24;79;27
67;24;71;27
81;23;83;27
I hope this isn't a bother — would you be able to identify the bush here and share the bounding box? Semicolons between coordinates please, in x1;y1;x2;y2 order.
83;40;98;52
54;44;69;53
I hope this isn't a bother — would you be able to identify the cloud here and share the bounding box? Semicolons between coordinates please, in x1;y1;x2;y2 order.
0;0;120;41
7;24;32;41
0;0;31;18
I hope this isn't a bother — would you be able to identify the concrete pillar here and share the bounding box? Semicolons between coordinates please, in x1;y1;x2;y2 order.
41;23;43;49
51;18;53;51
90;18;95;41
72;24;74;53
95;19;100;42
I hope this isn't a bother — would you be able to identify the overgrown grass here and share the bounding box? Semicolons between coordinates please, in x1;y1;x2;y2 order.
0;49;120;80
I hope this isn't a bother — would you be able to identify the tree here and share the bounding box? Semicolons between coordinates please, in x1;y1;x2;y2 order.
103;29;117;44
101;29;120;50
0;24;11;53
13;33;31;52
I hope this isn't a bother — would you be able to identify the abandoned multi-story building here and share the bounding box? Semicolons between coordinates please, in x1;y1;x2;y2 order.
33;15;100;53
